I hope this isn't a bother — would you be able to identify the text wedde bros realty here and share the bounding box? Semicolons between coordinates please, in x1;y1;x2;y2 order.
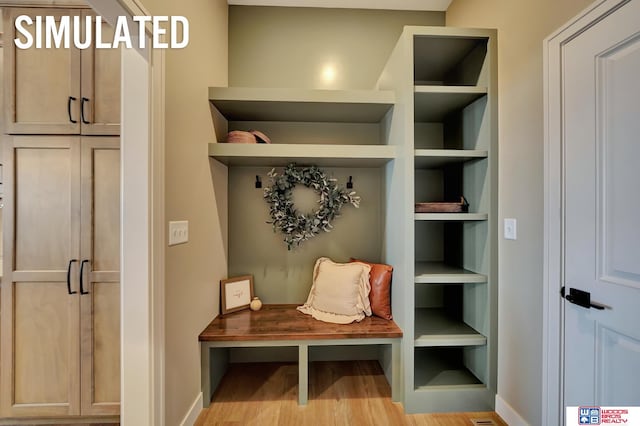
14;15;189;49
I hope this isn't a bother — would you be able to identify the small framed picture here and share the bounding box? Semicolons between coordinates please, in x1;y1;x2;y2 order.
220;275;254;315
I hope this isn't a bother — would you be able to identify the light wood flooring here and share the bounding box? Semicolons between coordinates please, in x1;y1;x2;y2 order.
196;361;507;425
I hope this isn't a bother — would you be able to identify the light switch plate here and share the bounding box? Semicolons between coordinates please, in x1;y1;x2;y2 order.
169;220;189;246
504;218;517;240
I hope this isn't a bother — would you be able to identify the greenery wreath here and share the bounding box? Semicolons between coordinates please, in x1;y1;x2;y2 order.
264;163;360;250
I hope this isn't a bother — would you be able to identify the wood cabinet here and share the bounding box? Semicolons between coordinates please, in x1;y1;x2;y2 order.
0;5;121;421
3;8;120;135
0;136;120;418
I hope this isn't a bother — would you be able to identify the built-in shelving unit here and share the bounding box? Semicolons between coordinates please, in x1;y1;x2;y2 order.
208;25;497;415
378;26;497;413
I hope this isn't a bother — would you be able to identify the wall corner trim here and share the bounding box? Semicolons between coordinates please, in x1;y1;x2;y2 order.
179;392;204;426
496;394;529;426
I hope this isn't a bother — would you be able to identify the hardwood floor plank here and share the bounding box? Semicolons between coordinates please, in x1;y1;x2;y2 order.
195;361;507;426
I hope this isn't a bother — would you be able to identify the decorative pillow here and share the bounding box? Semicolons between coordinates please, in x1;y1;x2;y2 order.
297;257;372;324
350;258;393;320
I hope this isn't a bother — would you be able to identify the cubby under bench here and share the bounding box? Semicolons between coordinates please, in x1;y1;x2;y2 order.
199;304;403;406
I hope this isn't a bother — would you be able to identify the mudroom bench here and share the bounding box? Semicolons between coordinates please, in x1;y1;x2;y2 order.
199;304;403;405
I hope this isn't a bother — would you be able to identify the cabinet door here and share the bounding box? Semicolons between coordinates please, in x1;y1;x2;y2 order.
3;9;82;134
0;136;81;417
80;12;121;136
79;137;120;415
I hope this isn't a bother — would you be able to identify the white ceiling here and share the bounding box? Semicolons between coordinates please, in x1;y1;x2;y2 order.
226;0;453;12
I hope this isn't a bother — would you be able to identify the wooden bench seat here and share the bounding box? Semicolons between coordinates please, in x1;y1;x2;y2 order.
199;304;403;405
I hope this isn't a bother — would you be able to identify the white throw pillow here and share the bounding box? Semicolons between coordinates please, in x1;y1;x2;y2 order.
297;257;372;324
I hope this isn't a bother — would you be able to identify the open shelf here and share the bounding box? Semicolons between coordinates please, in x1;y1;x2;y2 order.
208;143;396;167
414;308;486;347
414;86;487;122
209;87;395;123
414;149;487;169
415;213;487;221
414;347;484;388
413;35;488;86
415;262;487;284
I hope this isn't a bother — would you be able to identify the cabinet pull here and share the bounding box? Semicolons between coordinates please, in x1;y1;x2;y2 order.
80;259;90;295
68;96;77;123
81;97;91;124
67;259;78;295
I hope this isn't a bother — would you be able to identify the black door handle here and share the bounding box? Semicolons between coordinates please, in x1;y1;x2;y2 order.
68;96;77;123
67;259;78;295
562;287;609;310
80;259;90;295
81;97;90;124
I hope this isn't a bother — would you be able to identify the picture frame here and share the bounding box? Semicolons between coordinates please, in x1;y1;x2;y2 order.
220;275;254;315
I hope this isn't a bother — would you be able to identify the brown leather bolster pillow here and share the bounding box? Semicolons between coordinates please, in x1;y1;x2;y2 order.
350;258;393;320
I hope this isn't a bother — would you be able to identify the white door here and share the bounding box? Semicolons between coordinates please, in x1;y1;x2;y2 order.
563;0;640;407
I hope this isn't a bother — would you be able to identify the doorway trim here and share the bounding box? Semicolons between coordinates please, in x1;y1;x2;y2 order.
542;0;631;424
84;1;166;425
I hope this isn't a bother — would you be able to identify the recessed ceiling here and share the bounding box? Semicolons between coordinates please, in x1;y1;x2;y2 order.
226;0;452;12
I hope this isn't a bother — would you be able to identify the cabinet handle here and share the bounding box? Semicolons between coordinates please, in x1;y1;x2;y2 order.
68;96;77;123
81;97;90;124
80;259;90;295
67;259;78;295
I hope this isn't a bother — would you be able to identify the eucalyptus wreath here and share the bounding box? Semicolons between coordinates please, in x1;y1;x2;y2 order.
264;163;360;250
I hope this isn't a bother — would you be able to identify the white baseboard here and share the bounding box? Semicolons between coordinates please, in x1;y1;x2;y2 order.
179;392;203;426
495;394;529;426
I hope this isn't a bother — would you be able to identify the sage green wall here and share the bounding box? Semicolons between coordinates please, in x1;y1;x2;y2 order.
226;7;444;305
140;1;228;425
229;6;444;89
229;167;383;304
446;1;594;424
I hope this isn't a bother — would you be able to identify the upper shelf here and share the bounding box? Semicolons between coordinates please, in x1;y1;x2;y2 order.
208;143;397;167
413;34;488;86
414;149;488;169
209;87;395;123
414;86;487;122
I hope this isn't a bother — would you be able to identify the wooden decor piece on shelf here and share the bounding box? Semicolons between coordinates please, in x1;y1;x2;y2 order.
415;196;469;213
224;130;271;144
